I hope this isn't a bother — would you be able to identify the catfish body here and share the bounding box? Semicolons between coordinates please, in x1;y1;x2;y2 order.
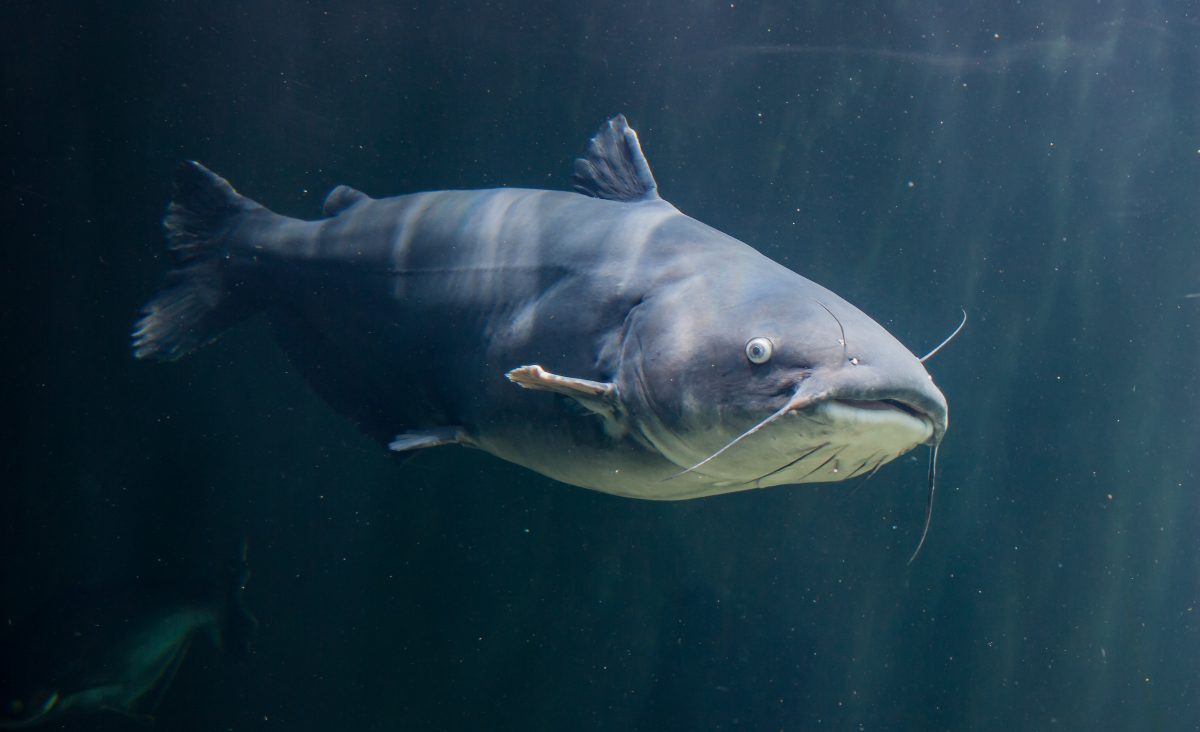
135;116;948;500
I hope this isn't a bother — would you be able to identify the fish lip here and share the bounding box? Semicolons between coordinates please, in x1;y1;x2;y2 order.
827;396;945;443
832;397;924;419
772;377;947;445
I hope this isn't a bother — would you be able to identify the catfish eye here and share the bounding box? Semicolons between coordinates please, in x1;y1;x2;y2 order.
745;337;773;364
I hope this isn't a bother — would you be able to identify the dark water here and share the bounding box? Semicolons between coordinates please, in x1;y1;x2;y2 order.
3;1;1198;730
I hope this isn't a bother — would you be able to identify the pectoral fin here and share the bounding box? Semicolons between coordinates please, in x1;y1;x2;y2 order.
506;365;622;427
388;427;466;452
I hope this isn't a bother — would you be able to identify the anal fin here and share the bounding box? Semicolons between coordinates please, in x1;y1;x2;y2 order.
388;427;467;452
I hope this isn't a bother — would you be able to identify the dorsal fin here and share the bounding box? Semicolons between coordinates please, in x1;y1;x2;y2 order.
322;185;369;216
572;115;660;203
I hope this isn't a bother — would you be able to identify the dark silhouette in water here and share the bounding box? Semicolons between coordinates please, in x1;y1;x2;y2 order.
0;553;255;728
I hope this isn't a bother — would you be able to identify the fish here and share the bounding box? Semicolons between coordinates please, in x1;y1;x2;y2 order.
132;115;949;508
0;554;255;727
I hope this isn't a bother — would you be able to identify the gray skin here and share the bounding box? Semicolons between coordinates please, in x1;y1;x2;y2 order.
134;115;948;501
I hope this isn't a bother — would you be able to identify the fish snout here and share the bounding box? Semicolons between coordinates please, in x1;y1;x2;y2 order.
790;364;948;444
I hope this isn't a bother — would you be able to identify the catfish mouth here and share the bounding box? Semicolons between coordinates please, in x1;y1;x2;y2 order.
829;397;942;443
835;398;924;419
664;383;946;483
694;395;938;489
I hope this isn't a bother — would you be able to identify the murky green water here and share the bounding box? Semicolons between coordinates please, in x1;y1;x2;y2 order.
3;2;1197;729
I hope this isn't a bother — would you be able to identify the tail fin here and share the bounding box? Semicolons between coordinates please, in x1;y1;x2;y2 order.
132;161;261;361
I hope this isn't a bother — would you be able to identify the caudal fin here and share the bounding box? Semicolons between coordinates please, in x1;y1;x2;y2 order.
132;161;261;361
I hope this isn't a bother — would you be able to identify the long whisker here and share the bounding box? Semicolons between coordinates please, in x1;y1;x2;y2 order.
661;390;804;481
814;299;847;362
906;443;939;565
920;309;968;363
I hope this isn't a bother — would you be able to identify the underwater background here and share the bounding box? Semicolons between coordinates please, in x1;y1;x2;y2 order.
2;1;1198;730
